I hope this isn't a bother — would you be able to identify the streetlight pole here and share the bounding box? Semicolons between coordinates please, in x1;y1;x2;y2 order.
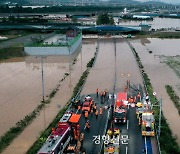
36;56;46;102
158;97;162;137
152;95;162;137
41;57;45;102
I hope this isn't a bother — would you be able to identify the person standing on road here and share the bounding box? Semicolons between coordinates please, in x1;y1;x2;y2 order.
99;107;102;115
78;105;81;112
124;86;127;92
96;88;99;99
91;108;93;116
93;103;97;112
137;92;141;102
85;111;88;120
134;96;136;103
85;120;90;131
104;91;106;101
95;110;98;119
100;92;103;102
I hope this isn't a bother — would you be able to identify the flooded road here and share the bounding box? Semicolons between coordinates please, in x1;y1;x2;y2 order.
80;38;150;154
81;39;115;95
131;38;180;145
2;40;97;154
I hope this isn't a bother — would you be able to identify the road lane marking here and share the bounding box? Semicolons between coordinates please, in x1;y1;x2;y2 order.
145;136;148;154
127;120;129;130
126;146;128;154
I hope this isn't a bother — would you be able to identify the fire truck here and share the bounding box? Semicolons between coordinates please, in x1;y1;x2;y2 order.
114;92;128;123
38;122;72;154
38;112;84;154
65;113;85;154
141;112;155;136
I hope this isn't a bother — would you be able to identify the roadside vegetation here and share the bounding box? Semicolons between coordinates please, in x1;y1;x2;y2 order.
129;42;180;154
0;46;26;61
165;85;180;115
135;31;180;39
163;56;180;78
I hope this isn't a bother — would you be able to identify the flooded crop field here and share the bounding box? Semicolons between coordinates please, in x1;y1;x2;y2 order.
131;38;180;145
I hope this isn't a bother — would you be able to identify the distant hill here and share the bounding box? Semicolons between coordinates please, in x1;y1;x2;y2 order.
0;0;29;5
142;1;169;5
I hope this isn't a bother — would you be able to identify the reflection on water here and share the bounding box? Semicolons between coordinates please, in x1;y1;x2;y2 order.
25;42;81;64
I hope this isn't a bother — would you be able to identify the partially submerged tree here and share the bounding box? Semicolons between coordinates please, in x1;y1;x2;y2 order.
96;13;114;25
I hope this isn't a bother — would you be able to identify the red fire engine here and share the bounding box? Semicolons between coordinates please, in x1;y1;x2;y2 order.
114;92;128;123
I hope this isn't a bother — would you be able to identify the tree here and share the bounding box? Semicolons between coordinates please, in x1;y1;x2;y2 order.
72;17;77;23
96;13;114;25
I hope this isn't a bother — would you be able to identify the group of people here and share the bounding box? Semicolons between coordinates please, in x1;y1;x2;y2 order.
85;103;103;131
128;92;142;104
96;88;109;103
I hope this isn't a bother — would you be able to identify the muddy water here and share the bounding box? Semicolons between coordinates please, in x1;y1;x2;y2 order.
81;39;115;96
2;40;97;154
131;39;180;145
115;40;143;91
0;57;68;136
119;17;180;30
0;40;92;136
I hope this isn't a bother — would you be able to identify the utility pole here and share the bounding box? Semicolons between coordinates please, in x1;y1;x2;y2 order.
41;57;45;102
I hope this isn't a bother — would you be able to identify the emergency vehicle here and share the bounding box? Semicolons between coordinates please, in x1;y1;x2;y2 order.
38;112;85;154
38;122;71;154
114;92;128;123
65;113;85;154
136;102;144;124
104;128;120;154
81;101;91;113
84;95;92;102
141;112;155;136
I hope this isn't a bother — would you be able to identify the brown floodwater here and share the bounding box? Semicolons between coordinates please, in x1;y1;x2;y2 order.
0;57;68;136
81;39;116;95
2;39;97;154
119;17;180;30
0;39;94;136
131;38;180;145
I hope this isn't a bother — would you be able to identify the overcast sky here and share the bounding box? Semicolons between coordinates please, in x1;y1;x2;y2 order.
135;0;180;4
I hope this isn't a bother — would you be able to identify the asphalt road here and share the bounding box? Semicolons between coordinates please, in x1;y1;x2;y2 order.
71;38;153;154
78;94;111;154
